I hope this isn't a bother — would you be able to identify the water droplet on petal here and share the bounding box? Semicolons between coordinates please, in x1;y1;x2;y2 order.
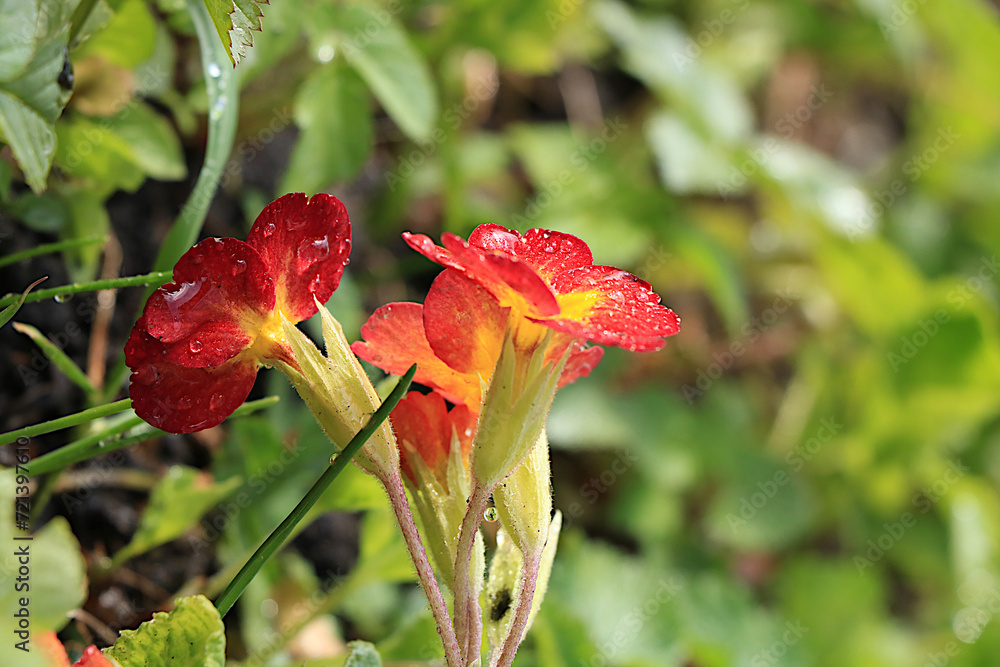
232;259;247;276
296;236;330;273
262;222;276;237
209;393;225;410
189;339;203;353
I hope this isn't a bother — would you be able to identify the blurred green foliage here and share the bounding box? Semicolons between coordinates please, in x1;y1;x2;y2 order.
2;0;1000;664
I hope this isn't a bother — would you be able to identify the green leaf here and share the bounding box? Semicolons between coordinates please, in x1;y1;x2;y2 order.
106;102;187;181
281;64;373;193
334;6;437;143
0;0;79;192
0;1;38;80
12;321;98;398
345;641;383;667
74;0;156;67
203;0;268;66
54;115;145;194
105;595;226;667
0;471;86;632
112;466;242;566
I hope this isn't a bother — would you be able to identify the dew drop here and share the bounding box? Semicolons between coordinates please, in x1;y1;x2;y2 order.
189;339;203;353
210;96;227;121
232;259;247;276
97;440;106;448
209;393;225;410
296;236;330;273
262;222;276;237
207;62;222;78
484;507;498;522
53;293;72;303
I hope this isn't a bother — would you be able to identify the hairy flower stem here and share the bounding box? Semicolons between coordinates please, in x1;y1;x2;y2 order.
491;551;543;667
453;481;493;665
382;466;463;667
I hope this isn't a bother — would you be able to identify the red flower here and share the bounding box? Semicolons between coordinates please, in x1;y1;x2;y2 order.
391;390;476;487
352;268;603;409
403;224;680;352
126;193;351;433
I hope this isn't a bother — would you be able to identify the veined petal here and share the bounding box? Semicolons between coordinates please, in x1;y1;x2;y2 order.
246;192;351;323
352;303;482;407
404;231;560;318
126;323;258;433
543;265;681;352
141;237;272;367
423;269;508;375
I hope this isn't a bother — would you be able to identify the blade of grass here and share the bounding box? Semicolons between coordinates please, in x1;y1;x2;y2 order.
0;272;171;310
149;0;239;286
13;322;98;400
26;397;280;476
0;276;47;328
0;399;132;447
214;364;417;618
0;236;104;270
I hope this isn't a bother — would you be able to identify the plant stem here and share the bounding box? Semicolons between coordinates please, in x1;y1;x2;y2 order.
0;236;103;270
0;399;132;447
453;480;492;665
491;552;542;667
382;466;463;667
214;366;415;618
0;272;171;309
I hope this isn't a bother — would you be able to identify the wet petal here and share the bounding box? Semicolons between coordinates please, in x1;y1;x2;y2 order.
544;265;681;352
423;269;508;375
352;303;482;407
246;192;351;322
519;228;593;280
126;323;258;433
141;237;272;367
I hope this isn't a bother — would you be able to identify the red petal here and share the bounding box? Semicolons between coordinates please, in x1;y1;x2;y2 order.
73;646;115;667
519;228;593;280
246;193;351;322
142;237;272;367
543;266;681;352
559;342;604;387
391;391;475;486
352;303;482;407
126;323;258;433
423;269;508;375
404;230;560;317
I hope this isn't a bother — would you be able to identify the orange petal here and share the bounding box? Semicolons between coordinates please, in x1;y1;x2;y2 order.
246;193;351;323
391;391;476;486
423;269;507;376
352;303;482;407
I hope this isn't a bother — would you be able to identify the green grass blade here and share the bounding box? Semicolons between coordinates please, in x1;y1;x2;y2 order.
0;399;132;447
0;272;171;309
25;396;280;476
214;365;417;618
0;236;104;270
0;276;46;329
150;0;239;283
13;322;98;399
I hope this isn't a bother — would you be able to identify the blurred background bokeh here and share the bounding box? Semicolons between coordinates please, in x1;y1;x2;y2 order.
2;0;1000;664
